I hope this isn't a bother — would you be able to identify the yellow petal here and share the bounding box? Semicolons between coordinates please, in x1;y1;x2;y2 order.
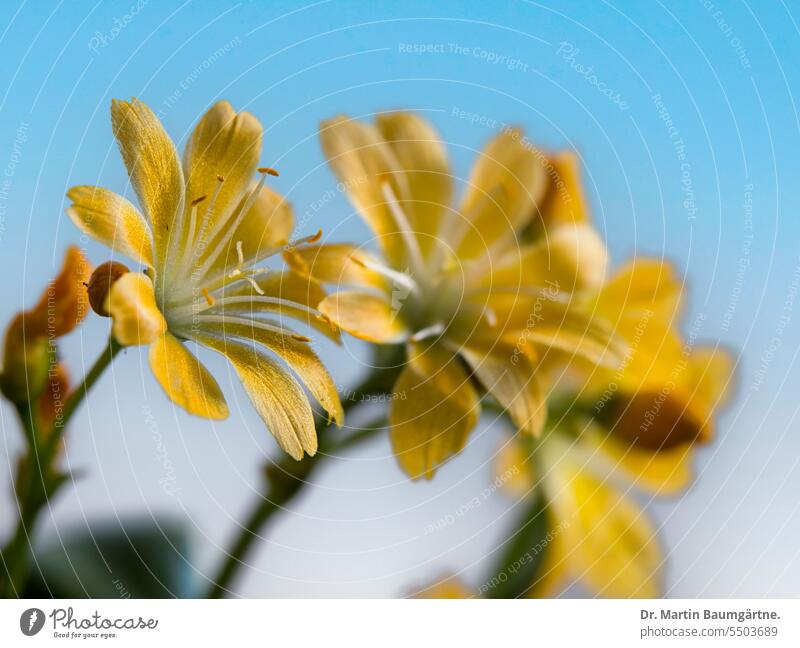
456;127;549;259
200;184;294;279
318;290;409;344
585;424;694;497
105;272;166;346
110;98;184;260
494;437;536;499
200;319;343;426
686;346;735;442
484;224;607;297
389;341;481;479
532;151;590;233
596;258;682;324
148;332;228;419
491;295;627;368
462;344;546;436
413;576;474;599
217;270;340;342
67;186;154;268
183;100;262;238
320;115;410;266
284;243;390;291
375;112;453;258
547;451;662;597
199;335;317;459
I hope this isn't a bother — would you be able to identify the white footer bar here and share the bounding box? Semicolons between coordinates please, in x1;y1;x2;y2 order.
2;599;798;646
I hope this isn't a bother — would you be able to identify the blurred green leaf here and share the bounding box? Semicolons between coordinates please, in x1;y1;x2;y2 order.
485;490;550;599
24;517;191;598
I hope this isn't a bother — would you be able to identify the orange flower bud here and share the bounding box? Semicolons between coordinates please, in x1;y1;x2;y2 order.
0;246;91;405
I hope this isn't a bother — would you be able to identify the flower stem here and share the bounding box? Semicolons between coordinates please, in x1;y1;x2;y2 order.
204;346;404;599
0;336;122;598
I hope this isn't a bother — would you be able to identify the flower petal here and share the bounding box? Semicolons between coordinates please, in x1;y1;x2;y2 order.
215;270;339;342
183;101;264;252
200;184;294;280
149;332;228;419
198;335;317;459
585;424;694;496
596;258;682;324
531;151;591;234
284;243;390;291
685;346;735;442
320;115;410;266
546;448;662;597
456;127;549;259
318;290;409;344
200;319;343;426
389;341;481;479
462;344;546;436
413;576;474;599
375;112;453;258
489;294;627;368
494;437;537;499
105;272;166;346
481;224;608;296
110;98;185;260
67;186;154;268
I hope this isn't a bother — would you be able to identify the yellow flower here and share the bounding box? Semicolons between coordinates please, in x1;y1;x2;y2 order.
67;98;342;460
285;112;623;479
494;267;735;597
567;257;736;494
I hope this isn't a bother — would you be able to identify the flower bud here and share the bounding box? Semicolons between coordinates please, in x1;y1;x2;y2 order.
87;261;130;317
0;316;50;404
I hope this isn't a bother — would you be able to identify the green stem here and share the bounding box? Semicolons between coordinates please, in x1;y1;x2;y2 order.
0;336;122;598
204;347;403;599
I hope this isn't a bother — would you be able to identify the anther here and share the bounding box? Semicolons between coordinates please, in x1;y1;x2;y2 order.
201;288;215;307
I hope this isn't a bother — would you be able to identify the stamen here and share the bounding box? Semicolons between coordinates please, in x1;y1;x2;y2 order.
257;167;280;176
410;323;445;343
236;240;245;267
243;275;266;295
349;253;418;294
288;229;323;249
484;306;498;328
177;177;225;281
193;173;268;281
201;288;215;306
381;182;425;275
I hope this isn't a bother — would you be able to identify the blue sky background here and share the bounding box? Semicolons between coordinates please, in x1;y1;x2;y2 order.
1;0;799;597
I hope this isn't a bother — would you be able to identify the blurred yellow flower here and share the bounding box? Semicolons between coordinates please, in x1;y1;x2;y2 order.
494;262;735;597
412;575;474;599
286;112;623;479
565;257;736;494
67;99;342;459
